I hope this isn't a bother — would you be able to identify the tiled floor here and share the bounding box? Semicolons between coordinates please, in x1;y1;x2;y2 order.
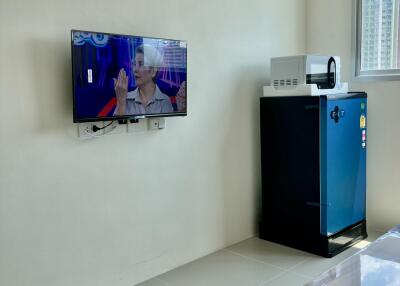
136;231;382;286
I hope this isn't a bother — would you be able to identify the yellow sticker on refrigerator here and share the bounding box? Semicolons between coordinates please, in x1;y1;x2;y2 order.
360;115;366;129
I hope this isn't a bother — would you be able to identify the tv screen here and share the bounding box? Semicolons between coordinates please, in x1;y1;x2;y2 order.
71;30;187;122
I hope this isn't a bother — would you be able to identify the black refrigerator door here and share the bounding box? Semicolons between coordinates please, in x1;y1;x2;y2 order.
260;96;321;246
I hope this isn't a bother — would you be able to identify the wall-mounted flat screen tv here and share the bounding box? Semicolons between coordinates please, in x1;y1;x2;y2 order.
71;30;187;122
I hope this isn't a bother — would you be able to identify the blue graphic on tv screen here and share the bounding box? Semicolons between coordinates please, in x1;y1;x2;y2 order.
71;30;187;122
73;32;109;47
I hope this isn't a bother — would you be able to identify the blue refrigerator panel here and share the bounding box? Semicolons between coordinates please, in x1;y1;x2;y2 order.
320;95;367;236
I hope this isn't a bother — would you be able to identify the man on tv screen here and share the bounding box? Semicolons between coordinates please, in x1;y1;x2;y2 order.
114;44;185;116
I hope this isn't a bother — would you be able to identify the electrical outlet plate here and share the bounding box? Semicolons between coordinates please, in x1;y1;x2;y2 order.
148;118;165;130
148;118;159;130
77;123;103;138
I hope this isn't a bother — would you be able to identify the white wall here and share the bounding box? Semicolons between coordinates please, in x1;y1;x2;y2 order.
0;0;306;285
307;0;400;232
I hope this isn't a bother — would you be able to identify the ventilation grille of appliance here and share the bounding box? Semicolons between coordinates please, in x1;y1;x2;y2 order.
274;78;299;87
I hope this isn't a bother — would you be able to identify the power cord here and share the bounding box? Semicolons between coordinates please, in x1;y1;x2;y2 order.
81;121;117;139
83;128;105;138
92;121;113;132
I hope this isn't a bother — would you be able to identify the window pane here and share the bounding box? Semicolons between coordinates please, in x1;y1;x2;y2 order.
360;0;400;71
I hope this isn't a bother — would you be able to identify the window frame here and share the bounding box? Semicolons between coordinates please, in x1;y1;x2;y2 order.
352;0;400;82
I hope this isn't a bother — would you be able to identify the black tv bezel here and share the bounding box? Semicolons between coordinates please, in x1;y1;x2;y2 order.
71;29;188;123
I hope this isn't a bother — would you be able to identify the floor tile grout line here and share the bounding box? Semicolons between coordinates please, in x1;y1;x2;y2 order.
224;247;314;273
256;267;313;286
253;256;317;286
222;249;287;271
290;268;321;279
256;270;289;286
222;249;294;286
287;270;314;280
285;257;314;273
155;277;174;286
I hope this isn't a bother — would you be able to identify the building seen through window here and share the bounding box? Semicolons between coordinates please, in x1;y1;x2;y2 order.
360;0;400;71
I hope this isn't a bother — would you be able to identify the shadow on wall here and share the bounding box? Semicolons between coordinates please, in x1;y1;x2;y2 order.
29;34;73;133
220;64;269;244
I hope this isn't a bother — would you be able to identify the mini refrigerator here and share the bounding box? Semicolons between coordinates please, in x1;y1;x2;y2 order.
259;92;368;257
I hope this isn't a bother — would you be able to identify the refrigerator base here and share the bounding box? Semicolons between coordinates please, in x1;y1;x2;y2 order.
259;220;367;258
